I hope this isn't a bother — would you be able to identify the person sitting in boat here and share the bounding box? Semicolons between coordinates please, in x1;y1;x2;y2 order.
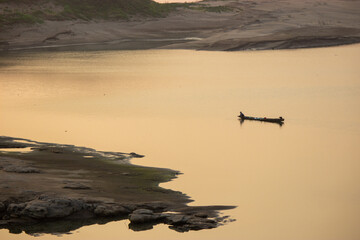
239;112;245;118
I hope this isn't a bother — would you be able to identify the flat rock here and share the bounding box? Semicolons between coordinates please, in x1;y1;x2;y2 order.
3;165;40;173
93;204;130;217
134;202;170;212
63;182;91;190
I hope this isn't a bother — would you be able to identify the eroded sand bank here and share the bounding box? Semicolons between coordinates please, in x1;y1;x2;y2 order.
1;0;360;51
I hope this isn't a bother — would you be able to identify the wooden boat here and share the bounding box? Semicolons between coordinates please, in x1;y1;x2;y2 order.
238;113;284;124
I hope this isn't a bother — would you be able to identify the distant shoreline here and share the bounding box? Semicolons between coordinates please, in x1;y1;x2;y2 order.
2;35;360;53
1;0;359;52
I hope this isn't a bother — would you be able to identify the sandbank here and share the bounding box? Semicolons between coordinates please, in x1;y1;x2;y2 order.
1;0;359;52
0;136;235;235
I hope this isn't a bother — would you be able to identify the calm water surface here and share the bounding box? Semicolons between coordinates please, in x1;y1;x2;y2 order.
0;45;359;240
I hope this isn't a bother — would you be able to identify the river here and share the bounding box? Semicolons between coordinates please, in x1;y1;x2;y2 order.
0;45;359;240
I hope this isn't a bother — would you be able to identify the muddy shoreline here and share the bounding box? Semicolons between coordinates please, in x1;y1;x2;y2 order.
1;0;359;52
0;136;235;235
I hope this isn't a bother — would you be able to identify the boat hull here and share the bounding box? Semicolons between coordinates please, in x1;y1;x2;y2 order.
238;116;284;124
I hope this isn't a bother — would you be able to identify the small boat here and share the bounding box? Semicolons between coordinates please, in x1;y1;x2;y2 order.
238;112;284;124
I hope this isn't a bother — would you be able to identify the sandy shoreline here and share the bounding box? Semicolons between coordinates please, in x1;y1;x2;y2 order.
0;136;235;235
1;0;360;52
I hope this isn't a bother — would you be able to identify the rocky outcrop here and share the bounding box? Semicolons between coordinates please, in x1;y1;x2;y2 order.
0;195;235;234
0;136;236;235
6;197;84;219
3;166;40;173
127;208;228;232
169;216;217;232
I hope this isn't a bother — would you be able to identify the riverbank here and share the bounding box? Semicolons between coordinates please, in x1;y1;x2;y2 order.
0;136;235;235
1;0;359;52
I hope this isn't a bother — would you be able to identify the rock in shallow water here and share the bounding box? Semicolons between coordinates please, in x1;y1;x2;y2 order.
167;216;218;232
3;196;232;234
129;209;164;224
128;209;221;232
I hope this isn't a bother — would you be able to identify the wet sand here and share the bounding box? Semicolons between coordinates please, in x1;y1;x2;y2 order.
0;0;359;51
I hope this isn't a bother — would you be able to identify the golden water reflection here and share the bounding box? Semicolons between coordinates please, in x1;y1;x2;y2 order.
0;45;360;240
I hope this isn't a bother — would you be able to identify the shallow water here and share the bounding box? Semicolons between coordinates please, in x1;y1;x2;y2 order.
0;45;359;240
